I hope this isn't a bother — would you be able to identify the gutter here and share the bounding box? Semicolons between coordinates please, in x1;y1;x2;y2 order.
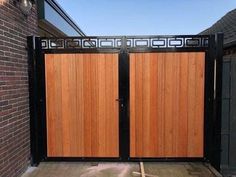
38;0;86;36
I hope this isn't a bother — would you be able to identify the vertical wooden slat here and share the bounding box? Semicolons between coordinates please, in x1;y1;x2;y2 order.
54;56;63;155
177;53;189;157
195;53;205;156
45;53;119;157
172;53;180;156
164;53;174;156
136;53;144;157
98;53;106;156
157;53;165;157
60;55;70;156
142;53;151;156
67;54;77;155
90;54;98;156
111;53;119;155
45;55;56;155
75;54;84;156
130;54;136;157
82;54;92;156
149;53;158;156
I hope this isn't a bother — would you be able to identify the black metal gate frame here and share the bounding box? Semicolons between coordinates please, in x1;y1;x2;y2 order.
27;34;223;170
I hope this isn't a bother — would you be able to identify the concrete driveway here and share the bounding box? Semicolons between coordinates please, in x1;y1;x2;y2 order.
21;162;221;177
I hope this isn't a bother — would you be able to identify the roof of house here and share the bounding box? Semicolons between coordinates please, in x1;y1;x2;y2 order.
38;0;86;37
200;9;236;48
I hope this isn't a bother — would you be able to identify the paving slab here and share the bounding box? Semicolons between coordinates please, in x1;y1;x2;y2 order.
21;162;220;177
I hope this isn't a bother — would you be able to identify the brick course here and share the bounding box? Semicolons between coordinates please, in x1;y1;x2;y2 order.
0;0;38;177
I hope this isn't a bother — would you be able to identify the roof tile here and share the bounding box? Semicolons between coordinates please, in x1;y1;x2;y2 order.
200;9;236;46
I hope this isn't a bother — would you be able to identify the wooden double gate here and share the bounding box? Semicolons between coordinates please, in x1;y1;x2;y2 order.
28;34;223;169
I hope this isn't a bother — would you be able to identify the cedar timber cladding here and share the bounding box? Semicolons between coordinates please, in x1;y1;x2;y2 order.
45;53;119;157
130;52;205;158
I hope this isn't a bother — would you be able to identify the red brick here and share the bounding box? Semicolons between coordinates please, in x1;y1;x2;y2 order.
0;1;38;177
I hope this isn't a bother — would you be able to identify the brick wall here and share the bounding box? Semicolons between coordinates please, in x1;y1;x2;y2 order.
0;0;38;177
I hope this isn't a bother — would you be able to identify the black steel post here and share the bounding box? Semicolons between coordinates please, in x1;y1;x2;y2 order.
119;37;130;160
212;33;224;171
35;37;47;161
27;36;40;166
204;35;216;163
27;36;47;165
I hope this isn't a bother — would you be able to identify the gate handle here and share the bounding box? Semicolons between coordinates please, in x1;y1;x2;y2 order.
115;98;124;102
116;98;124;107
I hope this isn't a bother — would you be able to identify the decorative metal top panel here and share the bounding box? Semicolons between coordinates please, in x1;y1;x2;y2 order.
40;35;209;50
41;37;123;50
126;36;209;49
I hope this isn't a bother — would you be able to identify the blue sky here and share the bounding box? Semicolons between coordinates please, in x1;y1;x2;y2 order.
57;0;236;36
